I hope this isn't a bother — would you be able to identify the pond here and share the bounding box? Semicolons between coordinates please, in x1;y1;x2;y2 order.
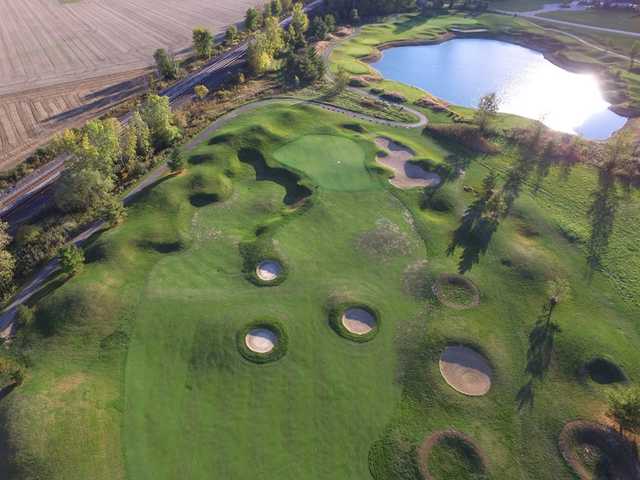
371;38;627;140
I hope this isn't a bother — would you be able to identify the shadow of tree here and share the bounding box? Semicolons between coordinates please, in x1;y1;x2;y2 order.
517;302;561;410
586;167;618;274
447;172;501;273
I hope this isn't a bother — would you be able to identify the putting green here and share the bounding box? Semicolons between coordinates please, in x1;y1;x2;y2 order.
273;134;374;191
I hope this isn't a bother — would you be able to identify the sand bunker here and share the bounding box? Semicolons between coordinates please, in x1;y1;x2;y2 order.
245;328;277;354
439;345;493;396
256;260;282;282
375;137;441;189
341;308;377;335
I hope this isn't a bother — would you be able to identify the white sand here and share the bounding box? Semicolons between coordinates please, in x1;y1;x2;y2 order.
375;137;442;189
341;308;376;335
439;345;493;396
245;328;277;354
256;260;282;282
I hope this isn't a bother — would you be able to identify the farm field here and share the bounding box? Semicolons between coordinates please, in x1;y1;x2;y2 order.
2;100;640;479
0;0;257;171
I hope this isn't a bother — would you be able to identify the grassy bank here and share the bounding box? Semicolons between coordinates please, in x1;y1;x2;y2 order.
1;96;639;479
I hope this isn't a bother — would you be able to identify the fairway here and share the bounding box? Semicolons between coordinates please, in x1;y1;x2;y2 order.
273;134;374;191
3;101;640;479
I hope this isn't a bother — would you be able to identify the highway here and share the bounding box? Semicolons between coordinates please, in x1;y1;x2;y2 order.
0;0;323;224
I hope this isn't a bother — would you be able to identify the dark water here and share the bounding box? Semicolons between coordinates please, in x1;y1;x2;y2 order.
372;38;627;140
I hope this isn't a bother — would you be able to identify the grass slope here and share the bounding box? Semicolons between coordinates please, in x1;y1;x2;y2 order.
1;102;640;480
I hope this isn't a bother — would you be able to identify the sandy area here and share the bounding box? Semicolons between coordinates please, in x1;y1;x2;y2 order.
341;307;376;335
256;260;282;282
375;137;441;189
439;345;493;396
245;328;277;354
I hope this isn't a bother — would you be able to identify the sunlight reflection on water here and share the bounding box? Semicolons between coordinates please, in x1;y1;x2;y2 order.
372;38;627;140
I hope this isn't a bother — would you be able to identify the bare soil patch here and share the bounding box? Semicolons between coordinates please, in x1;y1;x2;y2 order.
256;260;282;282
245;328;277;354
375;137;441;189
355;218;412;258
439;345;493;396
559;421;640;480
341;307;376;335
417;429;488;480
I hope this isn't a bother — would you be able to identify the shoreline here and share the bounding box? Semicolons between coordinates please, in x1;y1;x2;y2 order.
356;29;634;126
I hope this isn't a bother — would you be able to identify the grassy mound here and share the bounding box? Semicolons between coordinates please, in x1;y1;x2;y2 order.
237;320;288;364
433;274;480;309
418;430;488;480
239;238;288;287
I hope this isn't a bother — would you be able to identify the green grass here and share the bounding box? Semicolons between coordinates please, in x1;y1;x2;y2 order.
273;134;373;191
487;0;549;11
539;9;640;34
2;100;640;480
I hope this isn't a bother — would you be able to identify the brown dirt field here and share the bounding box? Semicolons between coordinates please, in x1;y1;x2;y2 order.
0;69;148;171
0;0;257;171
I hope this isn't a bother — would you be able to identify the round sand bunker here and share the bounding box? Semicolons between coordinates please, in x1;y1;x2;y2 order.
245;328;277;354
341;307;377;335
439;345;493;396
256;260;282;282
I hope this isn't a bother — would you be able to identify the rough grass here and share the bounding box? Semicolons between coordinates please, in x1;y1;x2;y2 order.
539;9;640;34
2;102;640;480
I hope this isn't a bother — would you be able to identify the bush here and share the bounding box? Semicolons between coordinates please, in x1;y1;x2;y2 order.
349;77;370;88
380;92;406;103
424;124;499;154
236;319;288;364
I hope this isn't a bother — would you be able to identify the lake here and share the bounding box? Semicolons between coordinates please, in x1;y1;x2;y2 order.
371;38;627;140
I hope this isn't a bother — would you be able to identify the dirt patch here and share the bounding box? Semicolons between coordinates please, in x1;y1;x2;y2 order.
433;274;480;309
356;218;412;258
256;260;282;282
417;429;488;480
341;307;376;335
375;137;441;189
439;345;493;396
559;421;640;480
245;328;277;354
55;372;88;395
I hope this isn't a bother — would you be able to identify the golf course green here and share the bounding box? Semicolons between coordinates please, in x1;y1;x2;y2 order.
2;100;640;480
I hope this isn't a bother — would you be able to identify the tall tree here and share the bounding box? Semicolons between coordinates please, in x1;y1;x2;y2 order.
270;0;283;17
192;27;213;59
153;48;178;80
0;221;15;303
245;7;262;31
264;16;285;55
630;40;640;70
141;94;181;148
310;16;329;40
247;32;273;75
225;25;239;46
59;245;85;277
129;110;151;158
291;2;309;36
475;92;500;133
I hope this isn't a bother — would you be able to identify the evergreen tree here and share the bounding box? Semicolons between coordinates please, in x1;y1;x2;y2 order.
192;27;213;59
